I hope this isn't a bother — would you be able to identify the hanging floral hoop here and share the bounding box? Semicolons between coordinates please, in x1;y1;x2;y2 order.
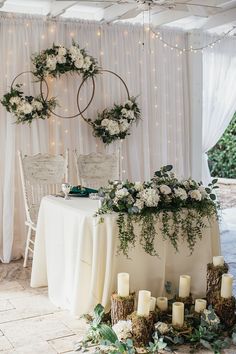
77;69;141;144
1;71;57;124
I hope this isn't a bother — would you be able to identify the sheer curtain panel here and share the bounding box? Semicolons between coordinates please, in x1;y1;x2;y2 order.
0;14;190;262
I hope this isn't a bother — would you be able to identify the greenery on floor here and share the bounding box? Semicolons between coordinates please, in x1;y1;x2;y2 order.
208;113;236;179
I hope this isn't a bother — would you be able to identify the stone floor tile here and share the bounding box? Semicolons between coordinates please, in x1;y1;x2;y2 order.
51;311;89;333
14;341;57;354
48;333;84;353
0;336;13;351
0;300;15;312
0;281;24;300
0;293;60;324
0;314;73;348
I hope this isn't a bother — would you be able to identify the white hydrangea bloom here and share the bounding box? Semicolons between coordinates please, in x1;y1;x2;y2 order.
159;184;172;195
57;46;67;56
134;182;143;192
115;188;129;199
32;100;43;111
121;108;128;117
139;188;160;207
155;322;170;335
126;110;135;119
46;55;57;71
174;187;187;200
119;119;130;132
17;102;33;115
188;189;202;201
112;320;132;341
9;96;21;105
107;120;120;135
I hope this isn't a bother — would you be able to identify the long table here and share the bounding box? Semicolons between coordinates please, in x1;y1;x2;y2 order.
31;195;220;316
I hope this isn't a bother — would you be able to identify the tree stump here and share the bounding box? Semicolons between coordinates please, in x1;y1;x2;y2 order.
206;262;229;305
214;296;236;328
111;293;135;325
128;311;156;346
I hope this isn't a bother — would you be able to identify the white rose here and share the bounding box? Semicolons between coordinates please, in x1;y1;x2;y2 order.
83;62;91;70
115;188;129;199
84;56;92;64
101;118;109;127
139;188;160;207
56;55;66;64
69;45;80;57
174;187;187;200
46;55;57;71
22;102;33;114
10;96;21;105
134;182;143;192
188;189;202;201
134;199;144;211
198;186;208;199
183;180;190;189
74;58;84;69
119;119;130;132
127;110;135;119
112;320;132;341
155;322;170;335
159;184;172;195
58;46;67;56
32;100;43;111
125;100;133;108
121;108;128;117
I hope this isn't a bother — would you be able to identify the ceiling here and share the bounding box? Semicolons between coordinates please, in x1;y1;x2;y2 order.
0;0;236;33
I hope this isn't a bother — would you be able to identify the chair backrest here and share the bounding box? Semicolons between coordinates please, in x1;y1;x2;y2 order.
18;150;68;225
74;150;120;189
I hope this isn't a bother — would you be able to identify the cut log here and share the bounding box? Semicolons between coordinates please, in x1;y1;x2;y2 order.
206;262;229;305
111;293;135;325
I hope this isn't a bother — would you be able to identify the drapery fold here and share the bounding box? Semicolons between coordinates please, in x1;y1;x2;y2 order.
202;33;236;184
1;14;189;262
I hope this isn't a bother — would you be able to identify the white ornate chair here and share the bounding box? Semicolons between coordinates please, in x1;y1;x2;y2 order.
73;150;121;189
18;150;69;267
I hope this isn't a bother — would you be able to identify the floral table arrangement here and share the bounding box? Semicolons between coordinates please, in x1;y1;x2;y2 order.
75;258;236;354
97;165;218;257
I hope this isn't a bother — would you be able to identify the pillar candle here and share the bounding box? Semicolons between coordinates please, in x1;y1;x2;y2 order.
195;299;207;313
213;256;224;267
179;275;191;298
221;274;233;298
137;290;151;317
117;273;129;297
156;297;168;311
172;302;184;327
149;297;156;312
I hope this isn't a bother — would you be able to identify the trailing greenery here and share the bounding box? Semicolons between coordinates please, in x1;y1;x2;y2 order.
208;113;236;179
97;165;218;257
75;304;236;353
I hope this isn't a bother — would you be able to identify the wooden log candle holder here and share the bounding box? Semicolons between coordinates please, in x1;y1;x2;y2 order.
111;293;135;325
206;262;229;305
214;295;236;328
128;311;156;346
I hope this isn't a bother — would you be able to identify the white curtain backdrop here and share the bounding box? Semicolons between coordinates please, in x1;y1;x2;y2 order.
0;14;191;262
202;33;236;184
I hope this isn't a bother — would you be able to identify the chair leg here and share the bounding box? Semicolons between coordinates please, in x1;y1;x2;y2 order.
23;226;32;268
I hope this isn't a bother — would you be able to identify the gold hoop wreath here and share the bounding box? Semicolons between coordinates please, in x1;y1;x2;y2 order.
1;42;141;144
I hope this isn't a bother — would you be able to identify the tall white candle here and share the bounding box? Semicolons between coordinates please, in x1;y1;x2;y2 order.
156;297;168;311
195;299;207;313
117;273;129;297
150;297;156;312
172;302;184;327
221;274;233;299
137;290;151;317
213;256;224;267
179;275;191;298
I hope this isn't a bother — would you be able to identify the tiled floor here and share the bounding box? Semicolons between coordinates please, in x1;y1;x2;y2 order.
0;209;235;354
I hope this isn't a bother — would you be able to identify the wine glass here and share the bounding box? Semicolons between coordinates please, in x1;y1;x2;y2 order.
61;183;71;200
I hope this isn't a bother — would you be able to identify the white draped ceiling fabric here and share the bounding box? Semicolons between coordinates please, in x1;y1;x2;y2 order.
202;33;236;185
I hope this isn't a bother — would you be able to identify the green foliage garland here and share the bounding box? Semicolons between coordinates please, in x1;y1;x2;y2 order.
97;165;218;257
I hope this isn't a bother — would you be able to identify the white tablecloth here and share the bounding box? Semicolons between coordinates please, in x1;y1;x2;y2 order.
31;196;220;316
